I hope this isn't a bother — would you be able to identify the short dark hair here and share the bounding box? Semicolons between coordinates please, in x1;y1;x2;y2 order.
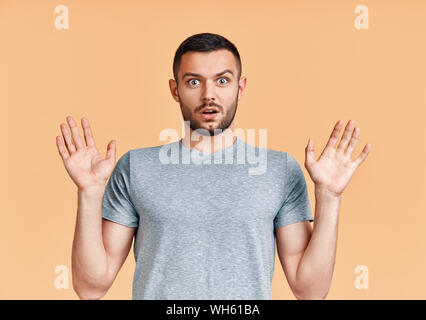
173;33;242;83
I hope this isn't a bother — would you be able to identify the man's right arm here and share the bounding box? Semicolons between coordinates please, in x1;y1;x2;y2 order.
56;116;134;300
72;185;135;300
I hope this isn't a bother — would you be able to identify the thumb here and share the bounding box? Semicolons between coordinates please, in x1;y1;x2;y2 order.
106;139;116;162
305;138;315;165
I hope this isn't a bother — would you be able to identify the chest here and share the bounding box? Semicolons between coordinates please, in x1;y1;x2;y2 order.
131;164;285;227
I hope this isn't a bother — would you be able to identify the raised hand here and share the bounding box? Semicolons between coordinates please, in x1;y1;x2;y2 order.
304;120;371;198
56;116;116;191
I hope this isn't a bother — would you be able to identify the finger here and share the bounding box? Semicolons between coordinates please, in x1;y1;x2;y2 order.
320;120;344;158
337;120;356;152
325;120;344;149
81;117;96;147
66;116;84;150
56;136;70;161
354;143;371;167
106;140;116;161
305;138;315;165
60;122;76;154
345;126;360;156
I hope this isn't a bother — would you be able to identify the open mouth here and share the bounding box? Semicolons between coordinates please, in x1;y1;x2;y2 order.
200;108;219;120
202;110;218;114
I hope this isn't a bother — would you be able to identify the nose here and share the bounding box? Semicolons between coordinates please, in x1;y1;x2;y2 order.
201;80;216;104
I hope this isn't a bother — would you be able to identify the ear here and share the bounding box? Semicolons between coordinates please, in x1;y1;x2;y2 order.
238;76;247;100
169;79;180;103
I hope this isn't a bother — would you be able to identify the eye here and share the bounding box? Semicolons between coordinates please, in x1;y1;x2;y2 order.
217;77;228;85
188;79;200;86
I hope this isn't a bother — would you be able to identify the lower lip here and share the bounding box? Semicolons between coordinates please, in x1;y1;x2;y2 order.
200;112;219;120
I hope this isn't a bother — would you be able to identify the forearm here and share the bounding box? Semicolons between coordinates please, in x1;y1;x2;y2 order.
294;187;341;299
72;186;109;298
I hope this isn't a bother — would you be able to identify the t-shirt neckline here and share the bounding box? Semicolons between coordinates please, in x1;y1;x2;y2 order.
179;136;241;156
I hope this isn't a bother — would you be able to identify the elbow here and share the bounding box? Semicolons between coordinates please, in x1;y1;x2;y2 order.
295;292;328;300
294;286;330;300
73;285;107;300
76;291;103;300
72;276;109;300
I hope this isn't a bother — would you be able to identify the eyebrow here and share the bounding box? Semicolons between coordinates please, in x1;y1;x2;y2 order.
182;69;234;80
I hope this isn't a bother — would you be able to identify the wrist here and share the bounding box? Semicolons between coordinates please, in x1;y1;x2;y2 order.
78;184;106;196
314;185;342;201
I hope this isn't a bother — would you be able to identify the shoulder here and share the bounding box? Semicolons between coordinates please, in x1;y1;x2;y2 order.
244;140;289;164
128;140;179;163
251;142;304;177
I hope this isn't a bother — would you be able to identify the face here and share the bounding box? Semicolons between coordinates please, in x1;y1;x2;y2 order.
169;49;247;136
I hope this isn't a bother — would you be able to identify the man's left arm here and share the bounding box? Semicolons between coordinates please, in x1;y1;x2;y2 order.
276;119;371;300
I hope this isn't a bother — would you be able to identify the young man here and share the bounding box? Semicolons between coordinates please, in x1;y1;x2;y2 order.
56;33;371;300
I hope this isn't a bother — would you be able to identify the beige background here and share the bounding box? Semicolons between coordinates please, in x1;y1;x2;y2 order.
1;0;425;299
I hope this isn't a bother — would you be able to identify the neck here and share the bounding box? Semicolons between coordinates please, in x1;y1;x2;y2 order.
181;123;236;155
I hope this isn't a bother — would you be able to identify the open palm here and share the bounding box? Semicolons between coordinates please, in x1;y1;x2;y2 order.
56;116;116;190
304;120;371;197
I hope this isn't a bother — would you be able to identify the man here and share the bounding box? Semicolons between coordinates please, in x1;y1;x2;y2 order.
56;33;371;300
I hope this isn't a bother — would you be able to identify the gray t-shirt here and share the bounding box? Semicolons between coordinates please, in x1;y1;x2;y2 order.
102;136;314;299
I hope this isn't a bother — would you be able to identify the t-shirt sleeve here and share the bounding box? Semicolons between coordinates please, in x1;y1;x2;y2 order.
274;152;314;229
102;150;139;228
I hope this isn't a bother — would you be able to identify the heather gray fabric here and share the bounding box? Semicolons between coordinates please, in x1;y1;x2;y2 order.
102;136;314;300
